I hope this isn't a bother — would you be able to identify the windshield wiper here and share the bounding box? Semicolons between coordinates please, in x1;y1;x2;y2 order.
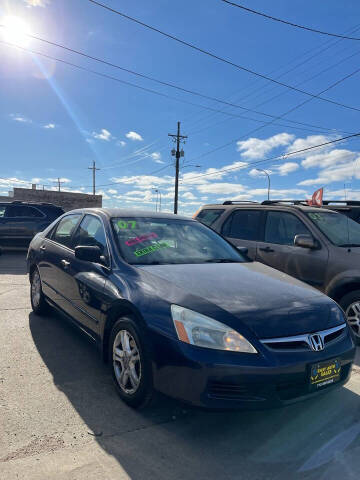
205;259;241;263
338;243;360;247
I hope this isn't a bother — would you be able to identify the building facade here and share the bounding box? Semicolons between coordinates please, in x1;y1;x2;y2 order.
0;187;102;212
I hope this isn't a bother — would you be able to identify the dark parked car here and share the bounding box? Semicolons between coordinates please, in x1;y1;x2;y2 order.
195;201;360;344
27;208;355;409
0;201;64;249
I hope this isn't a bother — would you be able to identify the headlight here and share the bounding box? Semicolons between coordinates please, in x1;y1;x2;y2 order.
171;305;257;353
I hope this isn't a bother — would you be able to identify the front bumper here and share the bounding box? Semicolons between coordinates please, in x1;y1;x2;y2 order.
149;328;356;409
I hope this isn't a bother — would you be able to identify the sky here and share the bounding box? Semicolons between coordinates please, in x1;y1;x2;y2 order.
1;0;360;215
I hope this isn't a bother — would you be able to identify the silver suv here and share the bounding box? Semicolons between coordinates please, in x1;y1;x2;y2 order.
194;200;360;344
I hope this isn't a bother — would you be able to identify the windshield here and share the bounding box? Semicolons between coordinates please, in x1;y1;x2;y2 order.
307;211;360;246
111;217;247;265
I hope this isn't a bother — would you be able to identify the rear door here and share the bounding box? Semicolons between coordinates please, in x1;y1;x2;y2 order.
256;210;328;288
221;209;263;259
38;214;82;307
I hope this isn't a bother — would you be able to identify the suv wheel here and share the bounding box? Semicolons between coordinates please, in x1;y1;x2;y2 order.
30;267;48;315
109;317;154;408
339;290;360;345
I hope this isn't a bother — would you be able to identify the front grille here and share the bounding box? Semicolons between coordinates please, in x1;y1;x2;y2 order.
207;381;265;401
261;324;346;352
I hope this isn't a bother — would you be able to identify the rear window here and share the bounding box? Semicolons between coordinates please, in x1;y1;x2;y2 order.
195;209;224;226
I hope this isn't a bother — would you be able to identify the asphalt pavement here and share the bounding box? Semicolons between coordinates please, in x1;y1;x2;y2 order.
0;252;359;480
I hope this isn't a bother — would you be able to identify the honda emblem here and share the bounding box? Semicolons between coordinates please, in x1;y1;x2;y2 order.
308;334;324;351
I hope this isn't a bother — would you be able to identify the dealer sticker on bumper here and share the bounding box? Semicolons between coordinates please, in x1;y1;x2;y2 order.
310;358;341;390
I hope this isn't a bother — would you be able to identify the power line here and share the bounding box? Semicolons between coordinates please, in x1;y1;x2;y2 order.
181;132;360;184
186;62;360;165
86;0;360;114
0;34;353;135
220;1;360;41
1;41;350;138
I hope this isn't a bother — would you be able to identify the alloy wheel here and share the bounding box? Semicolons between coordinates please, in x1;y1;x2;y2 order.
345;301;360;338
113;330;141;394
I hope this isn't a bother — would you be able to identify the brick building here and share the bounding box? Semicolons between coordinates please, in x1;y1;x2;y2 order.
0;187;102;212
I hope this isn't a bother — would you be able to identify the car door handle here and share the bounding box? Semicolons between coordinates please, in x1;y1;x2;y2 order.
259;246;274;253
40;245;46;251
61;259;70;269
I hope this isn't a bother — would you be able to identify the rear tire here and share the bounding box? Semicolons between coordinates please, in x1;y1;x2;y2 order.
109;317;154;408
30;267;48;315
339;290;360;345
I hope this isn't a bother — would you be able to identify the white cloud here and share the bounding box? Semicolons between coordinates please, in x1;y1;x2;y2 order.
10;114;31;123
237;133;294;159
126;131;143;141
301;149;357;169
182;191;197;200
298;159;360;186
276;162;299;176
182;161;248;185
150;152;164;164
44;123;55;129
92;129;112;141
108;189;117;195
117;140;126;147
24;0;50;7
249;168;272;178
197;183;246;195
285;134;335;158
47;177;71;184
111;175;173;188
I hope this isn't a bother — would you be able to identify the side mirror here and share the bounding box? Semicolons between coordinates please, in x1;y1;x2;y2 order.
75;245;101;263
237;246;248;256
294;234;318;249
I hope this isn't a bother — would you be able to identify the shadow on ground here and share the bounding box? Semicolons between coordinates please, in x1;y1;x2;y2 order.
0;252;28;275
29;310;360;480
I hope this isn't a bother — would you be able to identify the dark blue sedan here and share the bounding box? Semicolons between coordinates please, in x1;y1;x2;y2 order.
27;209;356;409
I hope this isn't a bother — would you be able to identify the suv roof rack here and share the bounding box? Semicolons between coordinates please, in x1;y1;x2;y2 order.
7;200;62;207
222;201;259;205
261;200;308;206
322;200;360;206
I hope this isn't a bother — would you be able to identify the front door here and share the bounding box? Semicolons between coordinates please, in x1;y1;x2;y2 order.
256;210;328;288
63;214;109;335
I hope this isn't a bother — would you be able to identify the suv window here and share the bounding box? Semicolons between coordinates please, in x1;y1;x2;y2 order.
265;211;310;246
52;214;82;248
196;209;224;227
0;206;5;218
72;215;108;258
5;205;44;218
222;210;262;241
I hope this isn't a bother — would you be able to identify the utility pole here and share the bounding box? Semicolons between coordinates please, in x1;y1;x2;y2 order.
55;178;65;192
255;168;271;201
88;160;100;195
168;121;187;214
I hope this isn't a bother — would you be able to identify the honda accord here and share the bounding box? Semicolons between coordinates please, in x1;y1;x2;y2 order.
27;209;356;408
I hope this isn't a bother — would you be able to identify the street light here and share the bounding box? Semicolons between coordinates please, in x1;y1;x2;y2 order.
153;188;162;212
255;168;271;201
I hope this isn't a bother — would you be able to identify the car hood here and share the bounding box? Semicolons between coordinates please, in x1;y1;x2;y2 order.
137;262;341;338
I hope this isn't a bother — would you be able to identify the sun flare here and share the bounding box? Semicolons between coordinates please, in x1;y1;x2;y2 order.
1;16;31;47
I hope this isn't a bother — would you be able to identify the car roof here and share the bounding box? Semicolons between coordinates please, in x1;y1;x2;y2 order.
0;201;63;209
65;207;192;221
199;202;337;214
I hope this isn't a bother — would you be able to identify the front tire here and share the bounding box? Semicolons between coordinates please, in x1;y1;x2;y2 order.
339;290;360;345
30;267;48;315
109;317;154;408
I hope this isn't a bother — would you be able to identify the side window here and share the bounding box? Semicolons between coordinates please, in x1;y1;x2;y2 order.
222;210;262;241
72;215;108;258
0;206;5;218
4;205;43;218
52;214;82;248
265;211;310;246
196;209;225;227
